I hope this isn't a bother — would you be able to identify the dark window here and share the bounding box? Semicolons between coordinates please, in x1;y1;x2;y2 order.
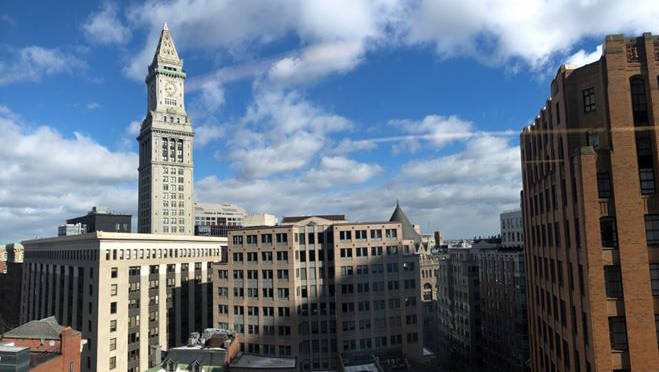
583;88;596;113
608;317;628;350
636;130;656;194
604;266;623;298
597;173;612;198
599;217;618;248
644;215;659;245
631;78;648;122
651;264;659;296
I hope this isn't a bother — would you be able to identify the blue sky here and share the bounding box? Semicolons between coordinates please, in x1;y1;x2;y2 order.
1;0;657;242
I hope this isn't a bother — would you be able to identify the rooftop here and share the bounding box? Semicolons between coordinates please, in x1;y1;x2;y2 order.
229;353;297;369
281;215;346;223
22;231;227;245
2;316;78;340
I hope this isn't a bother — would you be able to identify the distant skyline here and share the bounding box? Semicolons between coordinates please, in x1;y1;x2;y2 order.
2;0;659;242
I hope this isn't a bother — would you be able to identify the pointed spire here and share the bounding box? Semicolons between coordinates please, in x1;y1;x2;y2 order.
151;22;182;67
389;201;421;243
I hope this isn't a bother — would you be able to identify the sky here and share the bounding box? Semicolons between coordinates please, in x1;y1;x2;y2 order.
1;0;658;242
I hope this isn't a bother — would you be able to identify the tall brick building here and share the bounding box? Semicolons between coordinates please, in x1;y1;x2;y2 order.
521;33;659;372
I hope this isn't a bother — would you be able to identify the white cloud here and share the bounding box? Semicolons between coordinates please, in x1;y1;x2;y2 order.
194;117;226;147
406;0;659;68
565;44;603;68
389;114;473;153
122;0;406;81
329;138;377;155
82;2;131;45
86;102;102;110
0;46;86;85
302;156;382;188
195;134;521;238
0;106;138;242
228;89;352;178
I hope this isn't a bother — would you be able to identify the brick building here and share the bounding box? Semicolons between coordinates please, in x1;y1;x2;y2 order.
0;243;24;333
213;204;427;371
521;33;659;371
0;316;83;371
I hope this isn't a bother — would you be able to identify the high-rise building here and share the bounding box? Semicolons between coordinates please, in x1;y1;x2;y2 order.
0;243;24;332
213;205;428;370
19;232;225;372
521;33;659;372
500;209;523;248
478;247;529;372
193;202;246;237
138;23;195;235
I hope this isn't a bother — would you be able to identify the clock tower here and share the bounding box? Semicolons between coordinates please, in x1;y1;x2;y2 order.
137;23;194;235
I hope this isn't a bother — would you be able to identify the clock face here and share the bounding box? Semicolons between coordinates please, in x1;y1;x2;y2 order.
165;81;177;96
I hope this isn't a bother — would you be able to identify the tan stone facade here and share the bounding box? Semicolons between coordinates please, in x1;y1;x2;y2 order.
19;232;225;372
521;33;659;372
213;215;425;371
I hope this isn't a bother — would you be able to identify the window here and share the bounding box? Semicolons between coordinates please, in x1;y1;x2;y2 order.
385;229;397;238
597;173;611;198
608;317;628;350
261;234;273;244
277;251;288;262
651;264;659;296
339;231;352;241
604;266;623;298
110;284;117;296
110;320;117;332
583;88;595;112
587;132;599;148
599;217;618;248
636;130;655;194
111;267;117;278
644;215;659;245
110;338;116;351
110;302;117;314
370;229;382;239
110;356;116;370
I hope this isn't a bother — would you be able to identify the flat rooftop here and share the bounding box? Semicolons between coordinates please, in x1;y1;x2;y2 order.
230;353;296;369
23;231;227;245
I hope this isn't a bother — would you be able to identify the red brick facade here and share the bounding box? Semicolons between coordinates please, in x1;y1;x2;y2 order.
521;33;659;371
2;326;82;371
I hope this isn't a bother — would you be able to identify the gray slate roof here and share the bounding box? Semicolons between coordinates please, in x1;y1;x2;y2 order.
2;317;76;340
388;202;421;244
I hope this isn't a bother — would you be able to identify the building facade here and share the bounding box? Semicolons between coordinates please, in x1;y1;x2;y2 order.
478;248;529;372
194;202;247;237
0;243;24;332
67;206;132;234
213;209;425;371
138;23;195;235
500;209;523;248
19;232;225;372
436;246;484;371
521;33;659;372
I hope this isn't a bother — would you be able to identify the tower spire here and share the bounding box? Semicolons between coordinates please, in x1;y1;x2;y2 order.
151;22;181;67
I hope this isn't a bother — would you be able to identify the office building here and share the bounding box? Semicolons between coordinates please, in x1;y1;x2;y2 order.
478;247;529;372
194;203;247;237
521;33;659;371
213;204;426;370
19;232;225;372
436;245;485;370
137;23;195;235
0;243;24;332
500;210;523;248
0;317;83;372
244;213;278;227
66;206;132;234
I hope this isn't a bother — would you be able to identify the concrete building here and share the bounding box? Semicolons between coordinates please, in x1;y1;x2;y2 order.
0;316;83;372
478;247;529;372
66;206;132;234
0;243;24;333
243;214;278;227
138;23;195;235
500;210;523;248
19;232;225;372
436;245;484;371
521;33;659;371
194;203;247;237
213;205;426;371
58;223;87;237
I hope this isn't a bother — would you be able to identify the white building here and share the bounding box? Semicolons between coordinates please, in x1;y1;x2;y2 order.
243;213;277;227
20;232;226;372
193;203;247;227
137;23;195;235
500;209;523;248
